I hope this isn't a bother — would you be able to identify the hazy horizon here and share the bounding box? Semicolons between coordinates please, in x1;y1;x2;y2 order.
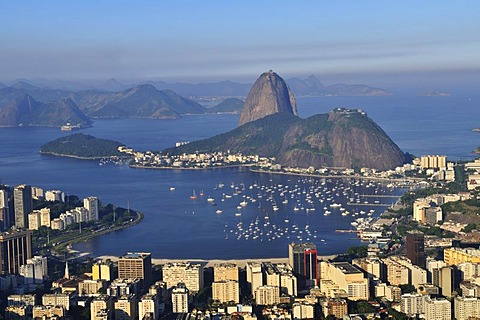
1;1;479;93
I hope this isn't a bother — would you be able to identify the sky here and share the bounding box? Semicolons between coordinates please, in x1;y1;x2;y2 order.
1;1;480;91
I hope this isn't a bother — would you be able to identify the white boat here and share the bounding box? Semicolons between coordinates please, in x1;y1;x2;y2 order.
235;212;242;217
216;210;223;214
169;187;176;191
207;197;215;202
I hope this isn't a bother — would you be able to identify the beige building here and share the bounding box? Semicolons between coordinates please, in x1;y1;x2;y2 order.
118;252;152;286
51;218;64;230
401;293;426;317
214;263;238;281
162;262;203;293
78;279;105;296
45;190;64;202
454;296;480;320
375;283;401;302
320;298;348;319
413;199;430;224
92;260;112;281
90;295;114;320
172;283;189;313
384;258;409;286
114;294;138;320
246;262;263;295
319;261;369;301
40;208;51;227
212;280;240;304
83;196;99;221
420;155;447;170
292;302;314;319
42;293;71;311
424;297;451;320
5;306;27;319
7;294;36;307
352;257;384;280
255;285;280;305
444;247;480;265
458;262;480;281
32;305;65;318
138;294;159;320
28;211;41;230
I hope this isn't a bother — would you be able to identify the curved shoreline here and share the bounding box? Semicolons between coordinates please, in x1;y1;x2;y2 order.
58;211;144;255
129;163;253;170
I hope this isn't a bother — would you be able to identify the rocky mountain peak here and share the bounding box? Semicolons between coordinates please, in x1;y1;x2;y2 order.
238;71;297;126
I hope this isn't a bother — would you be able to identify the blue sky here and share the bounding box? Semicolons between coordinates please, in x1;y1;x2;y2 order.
1;1;479;89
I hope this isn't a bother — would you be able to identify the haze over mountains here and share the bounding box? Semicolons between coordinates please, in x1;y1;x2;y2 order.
0;75;389;127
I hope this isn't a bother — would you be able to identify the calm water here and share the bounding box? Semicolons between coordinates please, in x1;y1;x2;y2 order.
0;95;479;259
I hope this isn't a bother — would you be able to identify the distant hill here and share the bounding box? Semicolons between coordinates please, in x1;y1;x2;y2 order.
0;82;7;89
286;75;391;97
0;88;91;127
145;80;251;97
206;98;244;114
40;133;127;159
85;84;205;119
419;90;451;97
168;109;405;171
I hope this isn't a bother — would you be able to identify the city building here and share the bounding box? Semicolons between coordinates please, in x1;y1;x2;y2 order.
42;293;71;311
90;295;114;320
292;302;314;319
458;262;480;281
352;257;385;281
214;262;238;281
375;283;401;302
320;298;348;319
13;184;32;229
92;260;113;281
45;190;65;202
138;293;160;320
288;242;318;289
255;285;280;305
444;247;480;265
319;261;369;301
212;280;240;303
32;305;65;319
78;279;105;296
439;266;454;298
172;283;189;313
454;296;480;320
7;294;36;307
246;262;263;295
400;293;426;317
424;297;451;320
420;155;447;170
83;196;99;221
118;252;152;287
0;230;32;274
27;210;41;230
406;232;426;268
19;255;47;284
114;294;138;320
162;262;203;293
107;278;142;297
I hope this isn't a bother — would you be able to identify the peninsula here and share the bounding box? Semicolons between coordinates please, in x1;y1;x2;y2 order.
40;133;130;160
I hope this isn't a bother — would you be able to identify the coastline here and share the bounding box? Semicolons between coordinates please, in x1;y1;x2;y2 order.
249;168;423;183
129;163;254;170
40;151;131;161
61;211;144;255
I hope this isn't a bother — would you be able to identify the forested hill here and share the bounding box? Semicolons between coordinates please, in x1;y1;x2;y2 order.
40;133;128;159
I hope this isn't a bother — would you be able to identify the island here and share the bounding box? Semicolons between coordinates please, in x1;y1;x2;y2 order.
40;133;131;160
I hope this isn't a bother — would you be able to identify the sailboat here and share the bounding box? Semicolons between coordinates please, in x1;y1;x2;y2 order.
190;190;197;200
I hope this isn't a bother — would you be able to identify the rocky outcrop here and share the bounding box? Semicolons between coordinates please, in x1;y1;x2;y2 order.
238;71;297;126
172;108;405;171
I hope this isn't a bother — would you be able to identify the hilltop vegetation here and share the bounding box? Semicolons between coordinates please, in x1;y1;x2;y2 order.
167;109;405;170
40;133;127;159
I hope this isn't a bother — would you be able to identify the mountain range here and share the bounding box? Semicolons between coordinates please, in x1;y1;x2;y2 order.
6;75;390;97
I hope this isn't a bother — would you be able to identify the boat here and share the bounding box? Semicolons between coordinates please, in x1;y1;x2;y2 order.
190;190;197;200
169;187;176;191
235;212;242;217
216;210;223;214
207;197;215;202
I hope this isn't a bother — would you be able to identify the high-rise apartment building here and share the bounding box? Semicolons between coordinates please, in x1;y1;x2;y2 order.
246;262;263;295
455;296;480;320
114;294;137;320
83;196;99;221
213;263;238;282
0;230;32;274
118;252;152;287
212;280;240;304
162;262;203;293
406;232;426;268
289;242;318;289
92;260;112;281
172;283;189;313
13;185;32;229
